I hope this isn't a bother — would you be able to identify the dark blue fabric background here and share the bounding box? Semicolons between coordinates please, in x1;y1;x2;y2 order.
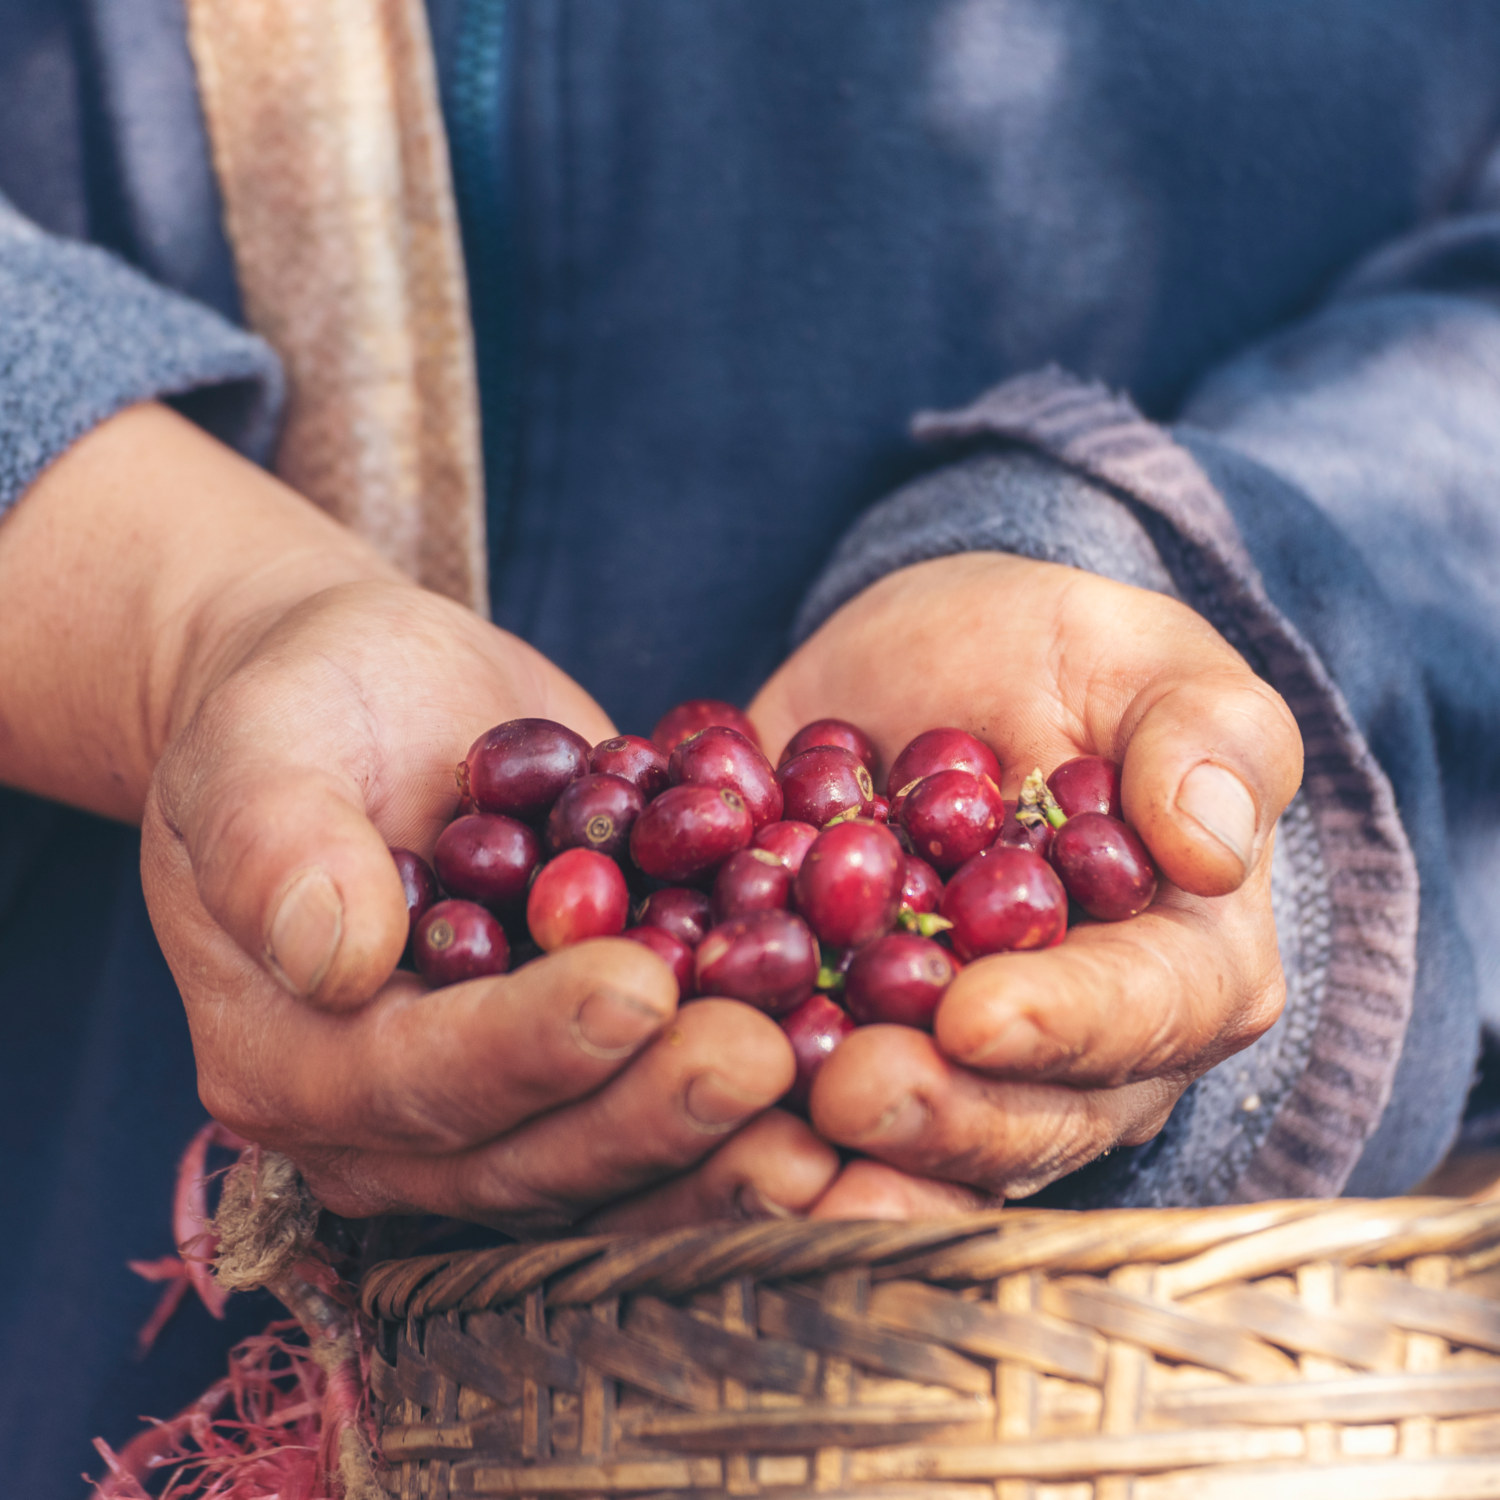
2;1;1499;1491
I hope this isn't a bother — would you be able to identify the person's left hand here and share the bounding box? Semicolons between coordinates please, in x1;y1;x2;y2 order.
749;551;1303;1218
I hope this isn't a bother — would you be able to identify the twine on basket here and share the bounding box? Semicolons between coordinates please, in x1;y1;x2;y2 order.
183;0;489;614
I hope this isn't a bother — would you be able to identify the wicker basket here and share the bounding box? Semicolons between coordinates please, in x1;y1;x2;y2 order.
360;1198;1500;1499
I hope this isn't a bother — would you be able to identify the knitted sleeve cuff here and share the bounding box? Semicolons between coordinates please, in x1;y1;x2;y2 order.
0;195;283;518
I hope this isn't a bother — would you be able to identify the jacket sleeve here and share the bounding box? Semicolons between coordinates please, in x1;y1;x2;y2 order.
795;150;1500;1207
0;192;282;520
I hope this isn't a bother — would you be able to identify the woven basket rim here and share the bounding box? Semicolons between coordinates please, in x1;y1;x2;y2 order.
360;1196;1500;1324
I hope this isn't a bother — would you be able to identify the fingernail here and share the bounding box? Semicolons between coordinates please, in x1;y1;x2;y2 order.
854;1092;930;1147
573;989;669;1058
685;1073;771;1134
970;1014;1050;1072
266;868;343;998
734;1183;795;1221
1176;762;1257;871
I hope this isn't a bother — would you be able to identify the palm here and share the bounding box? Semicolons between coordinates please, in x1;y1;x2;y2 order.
142;580;835;1231
749;552;1302;1216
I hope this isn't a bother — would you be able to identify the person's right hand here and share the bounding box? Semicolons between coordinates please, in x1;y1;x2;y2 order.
140;575;843;1232
0;401;821;1232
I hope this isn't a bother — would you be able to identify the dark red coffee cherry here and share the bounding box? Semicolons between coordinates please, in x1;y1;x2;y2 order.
794;819;904;949
712;847;794;923
751;819;820;877
433;814;543;911
870;794;891;824
527;848;631;951
545;773;645;862
653;699;762;753
630;785;754;882
898;853;944;914
845;933;959;1030
589;734;671;799
888;728;1002;804
622;924;695;997
777;745;876;827
636;886;713;948
669;726;783;827
390;848;439;951
414;899;510;986
459;718;590;821
694;910;819;1016
1048;756;1123;819
779;718;880;778
898;769;1004;872
780;993;855;1110
995;803;1053;857
1049;812;1157;921
939;845;1068;959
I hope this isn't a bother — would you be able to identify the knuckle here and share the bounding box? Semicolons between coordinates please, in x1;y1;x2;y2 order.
992;1092;1115;1198
464;1154;581;1233
366;1073;489;1154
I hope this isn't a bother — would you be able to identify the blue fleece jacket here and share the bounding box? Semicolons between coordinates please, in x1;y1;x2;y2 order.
2;3;1500;1490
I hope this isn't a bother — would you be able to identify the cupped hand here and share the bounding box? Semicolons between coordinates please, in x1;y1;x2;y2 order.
750;552;1303;1217
143;580;837;1231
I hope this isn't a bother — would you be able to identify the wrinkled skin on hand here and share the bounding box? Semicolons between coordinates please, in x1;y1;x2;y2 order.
142;580;840;1233
749;552;1303;1219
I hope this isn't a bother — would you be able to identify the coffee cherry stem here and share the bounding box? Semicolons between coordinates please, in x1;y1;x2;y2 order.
822;806;860;828
1017;766;1068;831
816;960;846;991
898;907;954;938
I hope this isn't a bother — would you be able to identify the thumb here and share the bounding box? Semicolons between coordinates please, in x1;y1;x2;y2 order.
151;753;408;1012
1120;665;1303;897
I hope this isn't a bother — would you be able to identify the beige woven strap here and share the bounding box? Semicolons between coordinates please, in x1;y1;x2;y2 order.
184;0;488;613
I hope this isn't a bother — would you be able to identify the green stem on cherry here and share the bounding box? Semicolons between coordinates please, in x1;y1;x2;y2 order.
1017;766;1067;830
897;907;955;938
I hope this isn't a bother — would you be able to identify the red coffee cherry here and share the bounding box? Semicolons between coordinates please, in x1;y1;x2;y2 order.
629;784;754;882
995;803;1053;857
390;847;439;952
433;814;542;912
712;848;794;923
527;848;631;951
1049;812;1157;921
780;993;855;1110
459;718;591;821
844;933;958;1030
694;910;820;1016
622;925;696;997
545;773;645;861
888;728;1002;803
939;845;1068;960
751;820;820;876
777;745;876;827
898;769;1004;871
414;899;510;986
669;725;783;827
1048;756;1123;819
793;819;904;949
898;853;944;915
589;734;671;799
652;699;762;753
779;718;880;778
636;886;713;948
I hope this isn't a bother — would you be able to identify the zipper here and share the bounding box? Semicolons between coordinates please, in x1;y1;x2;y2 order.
443;0;519;607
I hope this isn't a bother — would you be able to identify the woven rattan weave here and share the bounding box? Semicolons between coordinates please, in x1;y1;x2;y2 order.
361;1198;1500;1498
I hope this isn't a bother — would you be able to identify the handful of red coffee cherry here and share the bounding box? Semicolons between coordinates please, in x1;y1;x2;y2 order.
392;699;1157;1109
